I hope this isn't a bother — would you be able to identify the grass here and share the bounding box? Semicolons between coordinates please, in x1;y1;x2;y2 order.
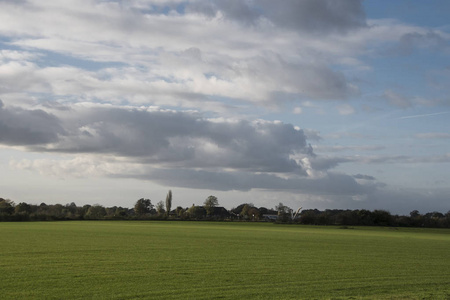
1;221;449;299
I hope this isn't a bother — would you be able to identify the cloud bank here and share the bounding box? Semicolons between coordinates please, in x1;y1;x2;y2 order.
3;100;380;197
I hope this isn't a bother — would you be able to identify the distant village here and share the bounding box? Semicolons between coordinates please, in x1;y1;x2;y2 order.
1;193;449;228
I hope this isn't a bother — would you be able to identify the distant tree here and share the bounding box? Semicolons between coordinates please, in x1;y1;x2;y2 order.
114;207;129;218
187;205;195;218
66;202;77;214
134;198;153;216
187;205;206;219
239;204;260;220
0;198;15;215
444;211;450;227
105;206;116;218
276;202;292;222
424;212;445;227
357;209;373;226
410;210;420;218
175;206;185;218
231;204;246;216
156;201;165;216
337;210;359;226
77;205;90;219
204;195;219;216
240;204;250;219
372;210;393;226
15;202;32;215
425;211;444;219
248;206;261;220
165;190;172;217
299;209;318;225
85;205;107;219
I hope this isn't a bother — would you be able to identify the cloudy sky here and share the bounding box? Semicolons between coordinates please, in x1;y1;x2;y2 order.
1;0;449;214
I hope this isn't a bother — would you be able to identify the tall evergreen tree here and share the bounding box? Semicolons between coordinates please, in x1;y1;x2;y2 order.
165;190;172;217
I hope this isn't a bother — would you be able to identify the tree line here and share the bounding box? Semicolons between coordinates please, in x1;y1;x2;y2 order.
1;193;449;228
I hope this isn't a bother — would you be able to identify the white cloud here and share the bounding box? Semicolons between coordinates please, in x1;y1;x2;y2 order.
337;104;355;115
2;0;445;113
293;107;302;114
0;0;367;110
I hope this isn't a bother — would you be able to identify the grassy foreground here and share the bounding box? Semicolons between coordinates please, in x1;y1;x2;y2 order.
1;221;449;299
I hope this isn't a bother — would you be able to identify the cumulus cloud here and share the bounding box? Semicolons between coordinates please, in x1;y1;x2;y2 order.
0;100;64;145
2;101;383;196
3;102;311;174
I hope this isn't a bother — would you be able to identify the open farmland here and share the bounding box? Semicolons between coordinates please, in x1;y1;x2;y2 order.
1;221;449;299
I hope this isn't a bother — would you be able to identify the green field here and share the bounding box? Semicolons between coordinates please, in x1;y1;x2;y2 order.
1;221;449;299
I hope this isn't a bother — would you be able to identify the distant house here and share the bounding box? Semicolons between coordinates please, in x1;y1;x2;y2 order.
262;214;278;221
210;207;231;219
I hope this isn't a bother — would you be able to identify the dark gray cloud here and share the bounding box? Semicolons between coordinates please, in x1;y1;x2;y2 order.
353;174;376;180
395;31;449;55
189;0;366;34
1;103;311;173
0;100;64;145
257;0;366;34
1;102;381;195
63;107;309;173
135;168;376;196
308;156;352;171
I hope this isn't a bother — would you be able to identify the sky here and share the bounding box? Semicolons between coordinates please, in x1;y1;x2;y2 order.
0;0;449;215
